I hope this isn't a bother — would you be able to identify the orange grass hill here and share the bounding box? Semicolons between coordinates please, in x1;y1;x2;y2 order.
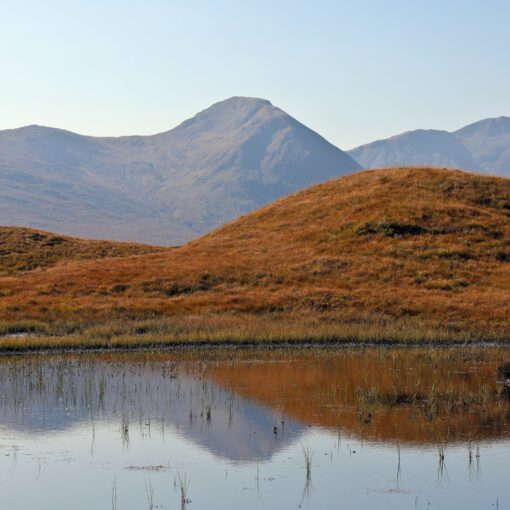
1;166;510;350
0;226;165;275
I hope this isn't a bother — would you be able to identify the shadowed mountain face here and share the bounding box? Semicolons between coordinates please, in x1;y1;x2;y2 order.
0;97;360;245
348;116;510;175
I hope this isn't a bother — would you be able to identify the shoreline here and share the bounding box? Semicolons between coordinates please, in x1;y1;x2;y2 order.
0;335;507;357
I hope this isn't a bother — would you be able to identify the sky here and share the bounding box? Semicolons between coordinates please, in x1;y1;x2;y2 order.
1;0;510;149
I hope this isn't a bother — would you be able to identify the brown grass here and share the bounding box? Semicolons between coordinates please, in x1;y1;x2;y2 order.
0;226;165;275
1;167;510;349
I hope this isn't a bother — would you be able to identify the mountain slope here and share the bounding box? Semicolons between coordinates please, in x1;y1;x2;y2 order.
2;167;510;345
348;116;510;175
0;97;360;245
348;129;479;170
455;116;510;174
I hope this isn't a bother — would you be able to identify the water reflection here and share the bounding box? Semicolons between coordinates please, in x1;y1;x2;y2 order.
0;348;509;510
1;348;510;451
206;348;510;444
0;355;306;461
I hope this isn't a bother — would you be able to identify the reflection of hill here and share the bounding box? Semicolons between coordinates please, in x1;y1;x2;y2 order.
206;349;510;445
1;349;509;455
0;356;305;462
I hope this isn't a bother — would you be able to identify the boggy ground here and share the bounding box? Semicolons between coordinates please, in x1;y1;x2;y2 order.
1;167;510;351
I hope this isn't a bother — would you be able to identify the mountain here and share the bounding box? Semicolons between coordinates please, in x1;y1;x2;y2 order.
455;116;510;174
2;167;510;345
348;116;510;175
0;97;361;245
348;129;479;170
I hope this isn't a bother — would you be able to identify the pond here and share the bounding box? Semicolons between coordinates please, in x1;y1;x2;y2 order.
0;347;509;509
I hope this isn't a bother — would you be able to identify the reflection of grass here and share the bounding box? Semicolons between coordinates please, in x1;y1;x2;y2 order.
0;347;509;446
303;445;313;479
208;347;510;444
437;442;448;482
145;476;155;510
112;477;117;510
299;446;314;507
121;412;129;448
177;472;190;510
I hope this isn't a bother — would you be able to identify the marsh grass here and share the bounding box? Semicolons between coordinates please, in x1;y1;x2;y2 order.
177;471;190;510
0;313;508;354
0;342;509;499
299;445;314;507
303;445;313;479
437;442;448;481
145;476;155;510
112;477;118;510
121;412;130;447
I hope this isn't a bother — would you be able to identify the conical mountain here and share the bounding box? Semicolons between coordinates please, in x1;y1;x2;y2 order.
0;97;360;244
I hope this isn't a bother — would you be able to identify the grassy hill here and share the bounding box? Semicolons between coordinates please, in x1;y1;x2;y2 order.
1;167;510;350
0;227;165;275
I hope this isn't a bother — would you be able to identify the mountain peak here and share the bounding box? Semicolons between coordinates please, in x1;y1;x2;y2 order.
0;97;359;245
171;96;281;134
215;96;273;107
455;115;510;138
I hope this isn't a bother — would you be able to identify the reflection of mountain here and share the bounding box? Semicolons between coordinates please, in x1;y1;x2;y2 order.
0;357;305;462
165;375;305;461
1;350;509;454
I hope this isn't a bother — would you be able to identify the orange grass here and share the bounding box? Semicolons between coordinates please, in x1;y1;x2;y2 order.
1;167;510;348
0;226;165;274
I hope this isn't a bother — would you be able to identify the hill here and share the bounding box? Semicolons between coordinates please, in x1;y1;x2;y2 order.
348;116;510;175
0;227;164;275
0;97;360;245
1;167;510;349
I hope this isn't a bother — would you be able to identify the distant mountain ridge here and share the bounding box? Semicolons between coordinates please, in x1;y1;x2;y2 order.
0;97;360;245
348;116;510;174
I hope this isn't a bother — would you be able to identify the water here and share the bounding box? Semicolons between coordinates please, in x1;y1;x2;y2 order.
0;348;509;509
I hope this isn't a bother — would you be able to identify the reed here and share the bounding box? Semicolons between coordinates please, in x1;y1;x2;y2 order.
145;476;155;510
177;471;190;510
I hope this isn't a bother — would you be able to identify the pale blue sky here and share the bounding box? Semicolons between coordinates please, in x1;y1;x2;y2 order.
1;0;509;149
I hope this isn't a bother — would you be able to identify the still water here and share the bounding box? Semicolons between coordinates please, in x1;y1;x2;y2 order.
0;347;509;509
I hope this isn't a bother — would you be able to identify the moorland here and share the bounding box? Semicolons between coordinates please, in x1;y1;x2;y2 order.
2;167;510;351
